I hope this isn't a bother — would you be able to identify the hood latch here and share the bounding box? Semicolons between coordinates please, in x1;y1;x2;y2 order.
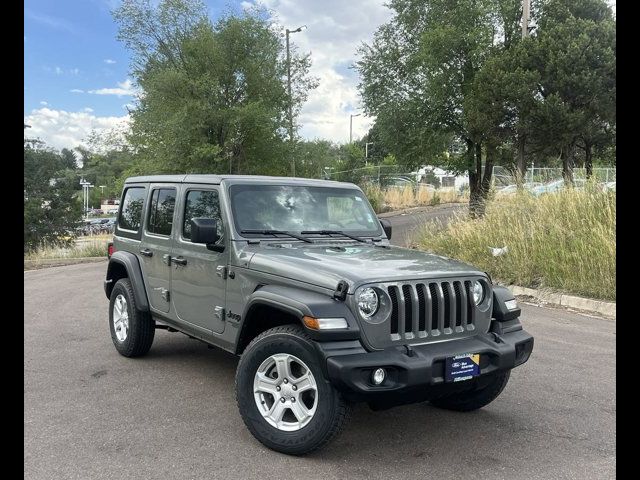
333;280;349;301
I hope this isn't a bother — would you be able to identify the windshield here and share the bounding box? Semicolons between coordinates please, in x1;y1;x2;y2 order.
229;184;382;236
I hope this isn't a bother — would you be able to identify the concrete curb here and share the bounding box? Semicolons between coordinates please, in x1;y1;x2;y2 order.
506;285;615;319
24;257;107;271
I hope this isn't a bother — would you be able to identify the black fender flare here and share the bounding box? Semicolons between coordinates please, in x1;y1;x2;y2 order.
104;251;150;312
240;285;361;342
492;285;521;322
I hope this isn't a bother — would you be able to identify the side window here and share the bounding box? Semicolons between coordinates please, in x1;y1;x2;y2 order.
183;190;224;242
118;187;145;232
147;188;176;236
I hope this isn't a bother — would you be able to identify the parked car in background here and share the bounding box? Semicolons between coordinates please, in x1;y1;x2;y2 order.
384;176;416;190
416;183;437;193
601;181;616;192
530;179;585;196
107;208;119;214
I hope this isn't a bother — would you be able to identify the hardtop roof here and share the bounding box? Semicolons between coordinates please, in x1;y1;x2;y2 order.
124;174;357;188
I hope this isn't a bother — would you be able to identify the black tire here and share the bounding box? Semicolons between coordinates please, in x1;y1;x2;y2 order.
109;278;155;357
429;370;511;412
235;325;352;455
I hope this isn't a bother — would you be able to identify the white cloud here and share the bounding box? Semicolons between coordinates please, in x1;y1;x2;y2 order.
104;59;116;64
245;0;393;142
88;78;137;97
40;101;48;106
70;89;84;93
24;107;130;150
54;66;63;75
69;68;80;75
83;107;94;113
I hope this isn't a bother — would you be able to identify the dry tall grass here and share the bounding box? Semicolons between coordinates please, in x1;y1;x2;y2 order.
363;184;468;212
416;186;616;300
25;237;110;260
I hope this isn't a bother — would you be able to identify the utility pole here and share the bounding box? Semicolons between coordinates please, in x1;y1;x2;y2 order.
286;25;306;177
365;142;373;166
521;0;530;38
349;113;361;143
516;0;530;186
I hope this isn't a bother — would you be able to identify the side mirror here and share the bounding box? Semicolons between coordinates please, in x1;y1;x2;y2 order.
190;218;221;249
379;218;392;240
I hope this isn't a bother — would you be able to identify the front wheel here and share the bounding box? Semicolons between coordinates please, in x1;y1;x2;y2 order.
235;325;352;455
429;370;511;412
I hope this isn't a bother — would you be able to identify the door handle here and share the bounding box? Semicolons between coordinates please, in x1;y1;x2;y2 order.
172;256;187;266
139;248;153;257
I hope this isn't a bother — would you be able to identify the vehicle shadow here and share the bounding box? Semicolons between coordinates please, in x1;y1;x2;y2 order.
141;332;534;471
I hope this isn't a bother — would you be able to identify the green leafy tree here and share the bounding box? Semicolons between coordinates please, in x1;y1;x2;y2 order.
529;0;616;182
113;0;316;176
24;140;82;253
357;0;522;216
76;128;137;207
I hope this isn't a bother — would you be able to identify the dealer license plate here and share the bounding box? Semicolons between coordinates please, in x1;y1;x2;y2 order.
445;353;480;382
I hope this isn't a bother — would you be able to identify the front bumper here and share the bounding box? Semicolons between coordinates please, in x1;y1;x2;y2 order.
321;328;533;403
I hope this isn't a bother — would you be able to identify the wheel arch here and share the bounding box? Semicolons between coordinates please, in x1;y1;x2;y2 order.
104;251;150;312
235;285;361;355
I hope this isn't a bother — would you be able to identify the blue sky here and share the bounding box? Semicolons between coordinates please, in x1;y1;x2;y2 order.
22;0;390;149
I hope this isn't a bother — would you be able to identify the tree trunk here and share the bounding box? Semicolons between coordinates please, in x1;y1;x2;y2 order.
468;141;484;218
585;141;593;179
561;144;574;185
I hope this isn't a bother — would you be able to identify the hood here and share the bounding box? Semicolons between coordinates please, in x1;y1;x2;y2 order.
244;242;485;292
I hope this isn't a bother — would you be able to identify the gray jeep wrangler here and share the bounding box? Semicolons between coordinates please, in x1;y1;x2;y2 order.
104;175;533;455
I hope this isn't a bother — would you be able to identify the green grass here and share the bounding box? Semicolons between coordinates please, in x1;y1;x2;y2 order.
25;236;111;260
415;186;616;301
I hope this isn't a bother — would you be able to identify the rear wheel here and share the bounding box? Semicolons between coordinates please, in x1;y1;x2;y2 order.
235;325;352;455
429;370;511;412
109;278;155;357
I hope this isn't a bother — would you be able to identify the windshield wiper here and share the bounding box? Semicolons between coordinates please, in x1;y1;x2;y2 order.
301;230;372;244
240;229;314;243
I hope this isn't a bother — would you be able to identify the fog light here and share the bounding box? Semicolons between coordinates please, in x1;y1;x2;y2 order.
372;368;386;385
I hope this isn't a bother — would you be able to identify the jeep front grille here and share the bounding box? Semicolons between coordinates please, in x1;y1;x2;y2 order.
387;280;476;341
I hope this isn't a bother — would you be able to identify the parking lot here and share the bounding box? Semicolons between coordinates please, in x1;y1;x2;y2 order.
24;257;615;480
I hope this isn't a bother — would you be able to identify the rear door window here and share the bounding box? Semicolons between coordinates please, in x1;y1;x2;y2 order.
147;188;177;236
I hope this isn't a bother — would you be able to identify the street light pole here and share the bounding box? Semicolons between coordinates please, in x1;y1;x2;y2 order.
79;178;94;220
286;25;306;177
349;113;361;143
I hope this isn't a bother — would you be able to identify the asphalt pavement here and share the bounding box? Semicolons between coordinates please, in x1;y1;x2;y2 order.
24;214;615;479
382;203;467;246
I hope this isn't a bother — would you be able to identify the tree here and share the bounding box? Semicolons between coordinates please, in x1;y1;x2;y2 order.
357;0;523;216
75;128;137;207
468;0;615;183
113;0;316;176
24;140;82;253
529;0;616;182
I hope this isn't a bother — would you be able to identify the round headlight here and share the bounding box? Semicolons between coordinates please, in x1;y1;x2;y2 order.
472;280;485;305
357;287;379;318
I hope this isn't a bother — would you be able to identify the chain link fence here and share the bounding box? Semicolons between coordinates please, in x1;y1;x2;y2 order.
493;166;616;188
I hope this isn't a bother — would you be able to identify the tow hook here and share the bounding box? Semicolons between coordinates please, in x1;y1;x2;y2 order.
403;345;415;357
491;332;505;344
